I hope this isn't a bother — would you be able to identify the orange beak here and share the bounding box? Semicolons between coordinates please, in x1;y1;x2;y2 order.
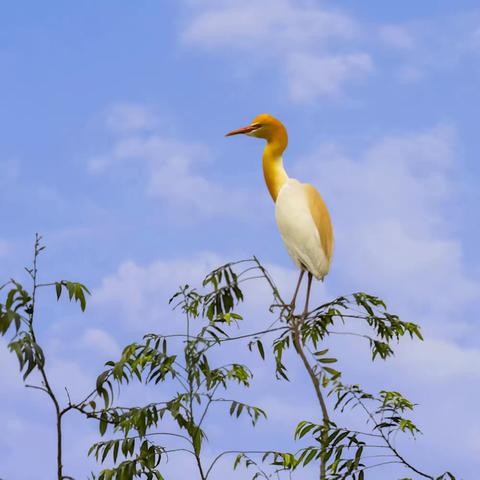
225;124;259;136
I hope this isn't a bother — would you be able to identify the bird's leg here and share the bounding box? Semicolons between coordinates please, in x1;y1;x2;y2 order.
289;269;305;315
301;272;313;320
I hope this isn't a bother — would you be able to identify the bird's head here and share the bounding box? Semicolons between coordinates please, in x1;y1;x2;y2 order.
225;114;288;149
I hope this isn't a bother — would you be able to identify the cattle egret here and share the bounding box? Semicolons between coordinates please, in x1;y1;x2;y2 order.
226;114;334;315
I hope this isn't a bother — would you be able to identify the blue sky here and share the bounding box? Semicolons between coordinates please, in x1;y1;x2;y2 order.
1;1;479;478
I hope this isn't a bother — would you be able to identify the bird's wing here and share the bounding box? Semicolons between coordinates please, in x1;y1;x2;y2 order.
303;183;334;263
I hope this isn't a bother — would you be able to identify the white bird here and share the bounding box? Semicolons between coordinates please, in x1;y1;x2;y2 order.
226;114;334;314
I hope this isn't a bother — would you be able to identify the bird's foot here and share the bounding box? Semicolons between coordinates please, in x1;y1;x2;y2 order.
285;302;297;321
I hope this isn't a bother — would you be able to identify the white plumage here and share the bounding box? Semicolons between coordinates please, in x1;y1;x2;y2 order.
275;178;329;280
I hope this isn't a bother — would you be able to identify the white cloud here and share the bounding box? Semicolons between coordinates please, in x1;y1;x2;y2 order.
80;328;121;357
396;337;480;380
91;251;309;337
181;0;373;101
183;0;358;52
397;64;425;83
378;12;480;83
295;125;479;338
47;358;94;400
329;333;480;477
105;103;158;133
88;104;257;220
88;130;207;175
378;25;415;50
182;3;480;94
92;252;225;330
286;52;373;100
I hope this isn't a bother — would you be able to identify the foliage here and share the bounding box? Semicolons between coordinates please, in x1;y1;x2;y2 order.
0;241;457;480
0;234;94;480
0;235;90;384
87;263;267;480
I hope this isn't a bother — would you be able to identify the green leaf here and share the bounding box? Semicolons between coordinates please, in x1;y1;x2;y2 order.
96;371;109;392
319;357;337;364
323;366;341;379
353;445;363;469
302;448;317;466
55;282;62;300
257;340;265;360
76;284;87;311
295;421;316;439
192;428;202;456
99;413;108;436
6;288;16;309
234;453;243;470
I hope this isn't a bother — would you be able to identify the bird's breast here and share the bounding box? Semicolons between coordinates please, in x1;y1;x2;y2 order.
275;179;329;279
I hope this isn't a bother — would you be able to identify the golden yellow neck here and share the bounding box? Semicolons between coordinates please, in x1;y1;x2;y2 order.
263;143;289;202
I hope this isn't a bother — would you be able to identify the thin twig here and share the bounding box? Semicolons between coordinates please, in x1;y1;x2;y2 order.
352;391;434;479
289;295;330;480
206;450;277;479
27;235;65;480
25;383;49;394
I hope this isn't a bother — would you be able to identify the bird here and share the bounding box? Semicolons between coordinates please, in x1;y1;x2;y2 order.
226;114;333;316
